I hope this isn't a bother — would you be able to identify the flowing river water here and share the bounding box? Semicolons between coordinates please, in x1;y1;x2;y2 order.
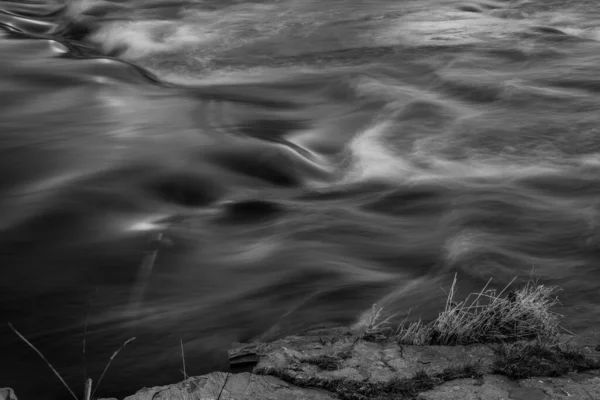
1;0;600;398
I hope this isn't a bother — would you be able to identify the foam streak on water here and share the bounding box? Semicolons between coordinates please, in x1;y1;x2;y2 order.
1;0;600;399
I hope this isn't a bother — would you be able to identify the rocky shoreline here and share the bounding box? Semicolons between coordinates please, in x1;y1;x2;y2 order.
5;326;598;400
105;326;600;400
3;283;600;400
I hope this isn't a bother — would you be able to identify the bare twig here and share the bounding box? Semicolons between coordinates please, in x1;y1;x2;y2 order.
8;323;78;400
91;337;136;399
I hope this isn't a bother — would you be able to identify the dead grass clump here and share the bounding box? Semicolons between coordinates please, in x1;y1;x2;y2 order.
366;275;562;346
493;341;600;379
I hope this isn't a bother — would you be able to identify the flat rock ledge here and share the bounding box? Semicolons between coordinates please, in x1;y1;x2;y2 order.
3;328;600;400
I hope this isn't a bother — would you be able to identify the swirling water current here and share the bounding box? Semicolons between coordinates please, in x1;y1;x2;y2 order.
1;1;600;398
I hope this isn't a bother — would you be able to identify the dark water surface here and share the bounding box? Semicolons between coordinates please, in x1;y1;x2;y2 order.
1;0;600;399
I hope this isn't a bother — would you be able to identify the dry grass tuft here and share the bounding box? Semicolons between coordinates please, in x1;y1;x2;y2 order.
363;304;397;342
365;275;562;346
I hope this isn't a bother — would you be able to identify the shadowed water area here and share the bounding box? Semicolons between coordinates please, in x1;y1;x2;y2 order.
1;0;600;398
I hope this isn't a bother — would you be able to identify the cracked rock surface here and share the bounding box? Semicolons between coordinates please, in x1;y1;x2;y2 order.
105;372;336;400
245;327;496;381
418;373;600;400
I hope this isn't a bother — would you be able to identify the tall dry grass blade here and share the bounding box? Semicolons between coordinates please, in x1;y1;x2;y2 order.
91;337;136;399
394;307;412;335
8;323;78;400
496;276;518;300
444;273;458;311
468;277;493;307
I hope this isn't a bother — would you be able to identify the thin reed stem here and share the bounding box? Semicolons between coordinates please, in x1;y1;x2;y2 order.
91;337;136;399
8;323;78;400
